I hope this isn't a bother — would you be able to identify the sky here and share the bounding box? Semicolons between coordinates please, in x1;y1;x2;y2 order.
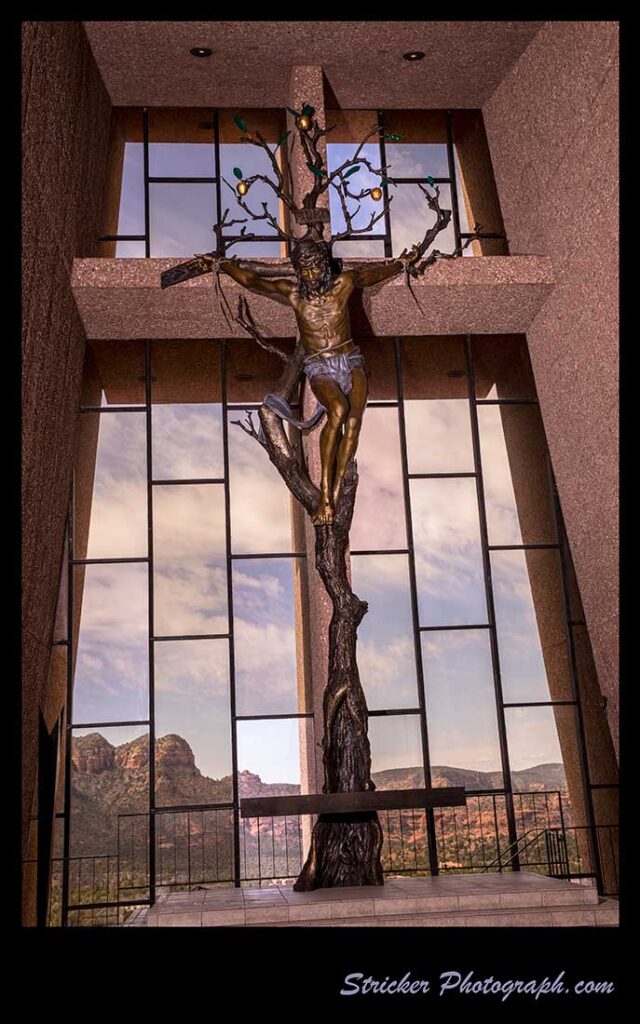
115;136;470;260
74;381;566;785
71;132;568;790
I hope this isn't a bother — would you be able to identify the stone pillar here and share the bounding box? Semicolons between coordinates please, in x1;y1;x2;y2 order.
286;68;333;796
22;20;111;916
482;21;619;757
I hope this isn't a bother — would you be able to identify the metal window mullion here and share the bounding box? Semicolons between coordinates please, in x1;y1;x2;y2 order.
394;337;439;876
377;111;393;258
61;496;74;927
551;467;604;893
213;108;224;256
143;108;150;258
144;340;156;904
446;110;462;252
465;334;519;866
221;340;242;886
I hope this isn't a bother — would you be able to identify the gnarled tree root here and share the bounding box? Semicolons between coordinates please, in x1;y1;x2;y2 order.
294;813;384;891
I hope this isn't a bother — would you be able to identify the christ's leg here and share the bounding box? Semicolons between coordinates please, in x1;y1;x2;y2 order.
332;367;368;508
308;375;348;526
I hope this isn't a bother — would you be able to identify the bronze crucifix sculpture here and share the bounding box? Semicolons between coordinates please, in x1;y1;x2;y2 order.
161;106;480;889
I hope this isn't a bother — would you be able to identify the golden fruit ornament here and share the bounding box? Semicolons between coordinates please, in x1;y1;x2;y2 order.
370;186;383;201
297;114;312;131
236;179;250;196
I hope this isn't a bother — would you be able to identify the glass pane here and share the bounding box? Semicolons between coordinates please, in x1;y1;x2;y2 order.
154;639;232;804
233;559;302;716
236;718;309;791
152;404;224;481
478;404;557;545
421;630;503;785
226;337;297;405
411;478;487;626
220;143;282;235
153;484;227;636
74;413;147;560
327;143;385;236
453;148;471;236
357;337;397;401
151;339;222;405
390;183;456;257
83;339;146;407
401;336;468;401
492;549;574;702
72;563;148;723
332;240;385;258
156;807;234;890
228;409;295;554
148;107;215;177
368;715;424;788
114;240;146;258
350;407;406;550
451;110;507;239
116;142;145;235
385;142;449;179
70;726;148;862
473;335;536;399
504;706;575;796
405;400;474;474
350;554;418;710
149;183;217;257
224;240;283;258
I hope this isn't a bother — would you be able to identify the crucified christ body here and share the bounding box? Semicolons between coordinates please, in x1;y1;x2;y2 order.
205;236;420;525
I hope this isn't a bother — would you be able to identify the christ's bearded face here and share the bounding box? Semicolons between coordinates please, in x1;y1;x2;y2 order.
292;241;333;298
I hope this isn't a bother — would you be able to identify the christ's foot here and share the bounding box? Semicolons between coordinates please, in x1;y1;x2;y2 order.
312;498;334;526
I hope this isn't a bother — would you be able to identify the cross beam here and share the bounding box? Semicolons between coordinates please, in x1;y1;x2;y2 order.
240;786;466;818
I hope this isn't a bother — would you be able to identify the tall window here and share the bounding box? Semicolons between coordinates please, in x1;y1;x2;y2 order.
325;109;508;259
53;332;612;924
98;108;288;259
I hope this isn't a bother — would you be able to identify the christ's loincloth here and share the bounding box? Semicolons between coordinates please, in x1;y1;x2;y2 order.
302;346;365;397
262;344;365;431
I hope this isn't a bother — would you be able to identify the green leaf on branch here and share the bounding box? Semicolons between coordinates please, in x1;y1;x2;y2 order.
233;167;244;180
380;178;397;188
233;115;248;133
301;104;315;116
385;132;403;141
276;131;292;147
344;165;360;178
306;162;327;178
426;176;435;186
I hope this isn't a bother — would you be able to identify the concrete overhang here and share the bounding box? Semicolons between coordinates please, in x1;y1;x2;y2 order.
83;21;543;108
71;256;555;340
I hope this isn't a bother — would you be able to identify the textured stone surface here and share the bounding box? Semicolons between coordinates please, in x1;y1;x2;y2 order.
71;255;555;339
140;873;615;927
484;21;619;757
83;21;542;108
22;21;111;860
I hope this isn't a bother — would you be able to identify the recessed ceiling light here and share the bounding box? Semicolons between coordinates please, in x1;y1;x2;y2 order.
403;51;425;62
190;47;213;58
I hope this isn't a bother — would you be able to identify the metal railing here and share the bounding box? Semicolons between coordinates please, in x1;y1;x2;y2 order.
38;791;618;923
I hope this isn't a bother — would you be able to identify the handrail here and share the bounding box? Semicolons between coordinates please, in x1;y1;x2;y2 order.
481;825;549;872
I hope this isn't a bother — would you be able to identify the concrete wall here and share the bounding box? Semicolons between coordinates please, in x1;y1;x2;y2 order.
483;21;619;757
22;21;111;860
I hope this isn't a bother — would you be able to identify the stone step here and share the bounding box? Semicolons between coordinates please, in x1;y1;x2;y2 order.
139;873;610;928
254;897;619;928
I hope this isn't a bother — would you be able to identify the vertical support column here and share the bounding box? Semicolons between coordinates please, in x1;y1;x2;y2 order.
287;67;332;792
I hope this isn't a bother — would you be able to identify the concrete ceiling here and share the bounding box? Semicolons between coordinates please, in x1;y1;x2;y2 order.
83;21;543;109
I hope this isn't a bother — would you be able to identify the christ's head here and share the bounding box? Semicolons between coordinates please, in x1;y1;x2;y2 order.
290;237;334;299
